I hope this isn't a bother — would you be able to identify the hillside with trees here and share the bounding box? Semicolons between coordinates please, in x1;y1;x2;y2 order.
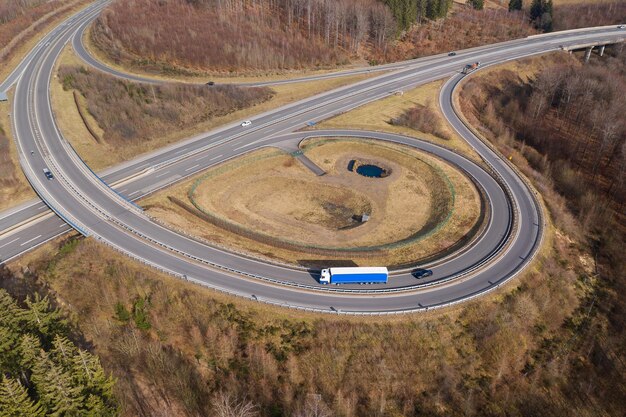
0;0;88;65
459;49;626;416
92;0;396;75
91;0;537;75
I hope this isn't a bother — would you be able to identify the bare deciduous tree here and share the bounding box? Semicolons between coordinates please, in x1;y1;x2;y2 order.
212;392;258;417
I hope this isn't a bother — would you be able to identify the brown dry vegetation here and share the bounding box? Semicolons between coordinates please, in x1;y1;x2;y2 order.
2;190;612;417
461;48;626;230
553;1;626;30
387;8;536;61
315;79;480;162
459;51;626;415
90;0;540;76
0;0;87;66
58;65;274;147
391;101;451;139
87;0;623;78
0;0;48;24
0;123;19;192
91;0;394;76
0;101;35;210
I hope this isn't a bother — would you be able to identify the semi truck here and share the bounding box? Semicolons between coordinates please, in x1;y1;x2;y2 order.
462;62;481;74
319;267;388;285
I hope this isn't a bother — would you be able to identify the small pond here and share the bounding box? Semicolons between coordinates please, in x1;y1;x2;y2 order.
356;164;386;178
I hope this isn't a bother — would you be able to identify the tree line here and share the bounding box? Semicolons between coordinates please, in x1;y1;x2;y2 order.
381;0;453;31
0;289;117;416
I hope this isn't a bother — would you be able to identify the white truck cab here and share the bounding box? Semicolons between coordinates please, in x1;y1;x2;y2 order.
320;269;331;284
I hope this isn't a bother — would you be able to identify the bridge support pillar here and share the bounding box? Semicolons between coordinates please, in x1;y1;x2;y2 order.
599;45;606;57
584;46;594;62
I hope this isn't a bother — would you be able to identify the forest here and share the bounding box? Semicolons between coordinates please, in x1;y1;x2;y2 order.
0;287;117;415
0;0;48;24
463;48;626;229
90;0;626;76
459;49;626;417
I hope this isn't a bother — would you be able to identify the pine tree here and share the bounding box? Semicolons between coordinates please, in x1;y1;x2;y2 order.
0;376;45;417
18;334;42;372
50;335;78;372
530;0;543;21
508;0;522;11
71;349;116;399
0;290;26;330
30;351;84;417
0;326;21;375
426;0;440;19
468;0;484;10
24;294;67;343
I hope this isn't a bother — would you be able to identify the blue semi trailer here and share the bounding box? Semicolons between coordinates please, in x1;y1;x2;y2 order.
319;267;388;285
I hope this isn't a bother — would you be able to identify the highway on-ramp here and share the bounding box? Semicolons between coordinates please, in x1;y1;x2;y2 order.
2;1;625;313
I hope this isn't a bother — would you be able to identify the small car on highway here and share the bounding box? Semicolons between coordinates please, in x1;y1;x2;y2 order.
206;81;215;86
412;269;433;279
448;52;457;56
241;120;252;127
43;168;54;180
618;25;626;29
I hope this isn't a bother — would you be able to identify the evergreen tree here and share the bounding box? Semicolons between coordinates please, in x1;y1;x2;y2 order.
468;0;484;10
30;352;84;417
0;376;45;417
71;349;116;400
0;290;26;330
18;334;42;372
0;326;21;376
508;0;523;11
24;294;67;344
50;335;78;372
426;0;440;19
541;10;553;32
0;290;117;415
530;0;543;20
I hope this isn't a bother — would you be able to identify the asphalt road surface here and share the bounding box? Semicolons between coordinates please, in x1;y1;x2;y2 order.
2;0;625;313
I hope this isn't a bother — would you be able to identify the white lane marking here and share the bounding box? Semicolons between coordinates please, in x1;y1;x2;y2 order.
210;154;224;161
155;171;170;178
128;190;142;197
36;205;47;211
185;164;200;172
0;238;20;249
119;188;128;193
20;235;42;246
196;153;213;161
175;148;188;155
232;143;252;151
59;224;68;228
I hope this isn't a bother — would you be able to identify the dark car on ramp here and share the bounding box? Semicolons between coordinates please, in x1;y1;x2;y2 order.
43;168;54;180
412;269;433;279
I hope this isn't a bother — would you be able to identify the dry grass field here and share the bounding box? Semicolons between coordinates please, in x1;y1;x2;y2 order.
0;95;36;211
316;79;482;163
142;139;482;267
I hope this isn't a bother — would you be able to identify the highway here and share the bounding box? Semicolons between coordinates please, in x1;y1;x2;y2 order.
2;0;625;313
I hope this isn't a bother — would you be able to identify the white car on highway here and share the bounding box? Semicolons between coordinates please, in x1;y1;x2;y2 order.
241;120;252;127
